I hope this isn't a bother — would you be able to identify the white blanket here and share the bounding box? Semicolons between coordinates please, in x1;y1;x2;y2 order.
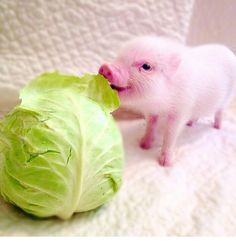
1;0;236;236
1;114;236;236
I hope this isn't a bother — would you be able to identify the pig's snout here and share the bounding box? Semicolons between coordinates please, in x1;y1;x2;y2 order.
99;63;129;88
99;64;117;84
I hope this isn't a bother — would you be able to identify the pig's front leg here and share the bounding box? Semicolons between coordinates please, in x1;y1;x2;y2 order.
140;115;158;150
158;114;185;166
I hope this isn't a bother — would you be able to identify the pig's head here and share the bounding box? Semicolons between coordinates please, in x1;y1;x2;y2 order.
99;36;184;107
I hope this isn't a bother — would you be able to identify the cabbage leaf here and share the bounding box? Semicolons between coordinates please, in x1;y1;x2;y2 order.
0;72;124;219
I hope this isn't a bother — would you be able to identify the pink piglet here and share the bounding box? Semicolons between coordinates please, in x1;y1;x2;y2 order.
99;36;236;166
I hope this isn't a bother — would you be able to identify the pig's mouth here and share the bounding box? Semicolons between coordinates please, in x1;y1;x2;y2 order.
110;84;131;92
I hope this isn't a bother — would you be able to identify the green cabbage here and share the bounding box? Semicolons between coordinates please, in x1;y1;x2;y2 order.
0;72;124;219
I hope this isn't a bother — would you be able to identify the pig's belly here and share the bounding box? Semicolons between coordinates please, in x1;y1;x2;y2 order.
191;89;226;119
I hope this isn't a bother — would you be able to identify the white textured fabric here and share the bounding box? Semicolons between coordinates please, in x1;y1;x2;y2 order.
1;110;236;236
3;0;236;237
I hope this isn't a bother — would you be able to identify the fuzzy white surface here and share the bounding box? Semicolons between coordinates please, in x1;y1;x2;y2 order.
1;111;236;236
2;0;236;237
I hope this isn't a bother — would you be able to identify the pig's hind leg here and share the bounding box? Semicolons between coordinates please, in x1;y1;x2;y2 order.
140;115;158;150
213;109;222;129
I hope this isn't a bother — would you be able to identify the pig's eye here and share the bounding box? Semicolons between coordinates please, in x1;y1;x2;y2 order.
141;63;151;71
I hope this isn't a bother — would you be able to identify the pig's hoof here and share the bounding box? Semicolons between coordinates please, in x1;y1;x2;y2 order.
186;119;198;127
139;138;152;150
213;122;221;129
158;153;171;167
213;110;222;130
186;120;193;127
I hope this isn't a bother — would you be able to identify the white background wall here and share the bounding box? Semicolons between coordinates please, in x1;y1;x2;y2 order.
187;0;236;54
0;0;194;114
1;0;236;116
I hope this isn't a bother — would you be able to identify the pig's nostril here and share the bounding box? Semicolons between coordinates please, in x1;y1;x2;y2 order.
99;64;114;81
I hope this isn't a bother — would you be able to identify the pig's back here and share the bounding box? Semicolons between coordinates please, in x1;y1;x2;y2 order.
177;44;236;117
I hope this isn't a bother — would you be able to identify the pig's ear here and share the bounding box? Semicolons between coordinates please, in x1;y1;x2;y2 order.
162;54;181;79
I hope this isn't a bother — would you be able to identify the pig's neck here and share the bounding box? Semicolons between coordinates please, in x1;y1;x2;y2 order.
121;98;171;117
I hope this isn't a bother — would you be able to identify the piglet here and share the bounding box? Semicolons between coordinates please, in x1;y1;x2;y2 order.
99;36;236;166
